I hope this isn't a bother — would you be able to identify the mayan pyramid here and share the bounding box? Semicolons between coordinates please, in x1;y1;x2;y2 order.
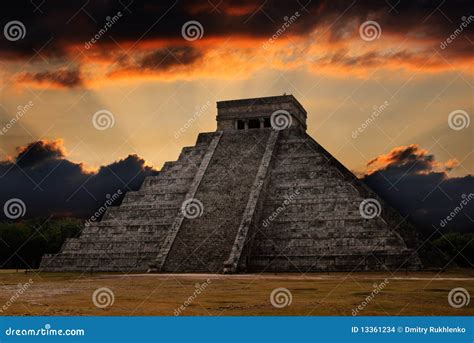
41;95;422;273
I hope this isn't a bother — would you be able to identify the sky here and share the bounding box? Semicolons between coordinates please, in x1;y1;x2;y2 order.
0;1;472;231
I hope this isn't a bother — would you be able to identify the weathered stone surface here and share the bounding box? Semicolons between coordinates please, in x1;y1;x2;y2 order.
40;95;422;272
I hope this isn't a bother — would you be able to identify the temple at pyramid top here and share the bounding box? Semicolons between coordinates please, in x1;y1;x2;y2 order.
216;94;307;131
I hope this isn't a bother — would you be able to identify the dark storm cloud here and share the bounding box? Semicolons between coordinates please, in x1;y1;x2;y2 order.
115;46;203;72
14;140;65;168
17;69;83;88
362;145;474;235
140;46;202;69
0;140;157;219
1;0;471;60
314;49;417;68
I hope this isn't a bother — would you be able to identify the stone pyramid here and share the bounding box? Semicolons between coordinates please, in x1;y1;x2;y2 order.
41;95;422;273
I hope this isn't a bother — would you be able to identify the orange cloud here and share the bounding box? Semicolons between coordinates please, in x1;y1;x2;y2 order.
364;144;460;176
6;21;473;91
15;68;84;89
16;139;66;156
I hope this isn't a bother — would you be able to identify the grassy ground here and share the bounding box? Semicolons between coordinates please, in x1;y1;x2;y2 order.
0;269;472;316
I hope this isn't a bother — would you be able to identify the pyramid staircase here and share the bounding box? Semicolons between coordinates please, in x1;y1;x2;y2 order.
159;130;272;272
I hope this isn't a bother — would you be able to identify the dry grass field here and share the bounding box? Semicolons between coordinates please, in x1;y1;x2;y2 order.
0;269;472;316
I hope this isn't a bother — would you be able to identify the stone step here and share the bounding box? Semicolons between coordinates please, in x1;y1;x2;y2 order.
121;191;186;204
195;132;217;145
252;237;404;254
80;224;171;236
78;224;171;235
265;187;358;199
164;163;199;176
271;179;347;189
160;161;178;172
95;218;175;226
159;159;201;174
119;200;182;210
156;171;198;180
256;218;384;229
269;169;344;179
133;185;190;195
254;222;399;238
260;200;363;215
142;174;195;186
273;154;325;164
44;251;160;259
41;252;159;272
177;146;208;160
278;137;312;145
262;210;380;222
144;177;194;188
272;161;326;172
63;240;164;252
102;207;179;220
246;252;417;272
276;142;314;152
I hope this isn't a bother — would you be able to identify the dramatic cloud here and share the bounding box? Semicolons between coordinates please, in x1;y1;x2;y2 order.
365;144;460;175
362;145;474;235
16;68;83;88
1;1;472;87
110;46;203;78
0;140;157;219
140;47;202;69
15;140;66;167
2;0;470;51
